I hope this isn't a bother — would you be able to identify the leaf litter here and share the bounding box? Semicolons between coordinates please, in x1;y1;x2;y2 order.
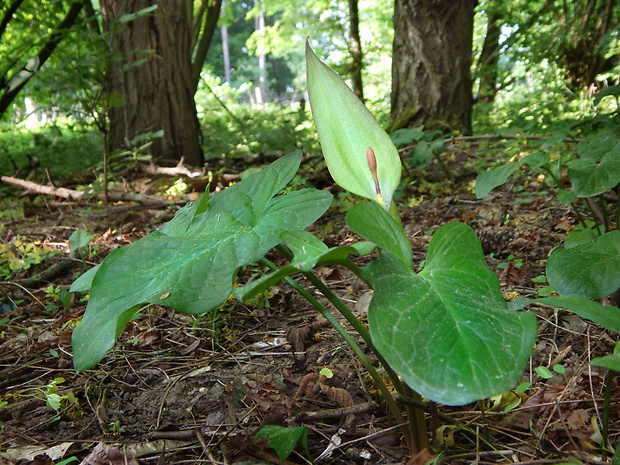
0;149;618;464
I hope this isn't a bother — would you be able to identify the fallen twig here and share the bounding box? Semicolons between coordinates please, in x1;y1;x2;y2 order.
1;175;163;204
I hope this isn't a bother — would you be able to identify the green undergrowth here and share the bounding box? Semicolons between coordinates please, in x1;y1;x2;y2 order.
201;102;319;159
0;124;102;180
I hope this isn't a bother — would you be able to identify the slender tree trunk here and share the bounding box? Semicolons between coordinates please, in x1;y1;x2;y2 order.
477;7;501;104
558;0;617;90
390;0;476;135
0;0;26;41
221;1;231;84
255;0;266;102
348;0;364;101
0;0;86;118
191;0;222;92
101;0;203;166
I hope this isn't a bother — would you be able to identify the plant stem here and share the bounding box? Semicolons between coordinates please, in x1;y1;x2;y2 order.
260;258;419;453
600;195;610;233
303;269;428;451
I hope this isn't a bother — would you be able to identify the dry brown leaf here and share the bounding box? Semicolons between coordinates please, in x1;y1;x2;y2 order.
406;448;435;465
79;443;139;465
285;324;313;352
566;409;590;430
320;384;355;407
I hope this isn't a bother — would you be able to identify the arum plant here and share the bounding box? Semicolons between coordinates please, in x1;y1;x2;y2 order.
70;43;542;458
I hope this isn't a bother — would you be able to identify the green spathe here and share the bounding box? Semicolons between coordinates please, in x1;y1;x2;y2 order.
305;42;401;209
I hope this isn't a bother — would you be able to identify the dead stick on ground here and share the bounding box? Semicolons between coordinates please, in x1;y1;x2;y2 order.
292;401;378;422
1;175;164;204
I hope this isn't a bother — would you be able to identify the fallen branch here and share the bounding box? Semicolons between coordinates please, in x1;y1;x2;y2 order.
1;176;163;204
443;134;583;144
141;163;204;178
15;259;75;289
398;133;583;154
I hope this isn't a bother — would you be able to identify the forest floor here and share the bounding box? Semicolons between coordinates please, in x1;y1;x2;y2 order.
0;147;618;465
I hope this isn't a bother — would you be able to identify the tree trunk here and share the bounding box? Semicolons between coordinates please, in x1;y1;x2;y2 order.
348;0;364;101
390;0;476;135
101;0;203;166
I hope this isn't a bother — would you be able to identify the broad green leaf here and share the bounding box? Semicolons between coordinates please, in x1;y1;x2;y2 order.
535;366;553;379
348;209;537;405
476;163;519;198
535;296;620;332
521;152;549;169
564;221;606;249
591;342;620;371
556;189;578;205
234;230;373;302
568;130;620;197
546;230;620;299
593;84;620;106
72;153;332;371
390;126;425;146
158;190;211;236
590;353;620;372
476;153;549;199
70;264;99;293
410;142;433;169
255;425;310;461
306;42;401;209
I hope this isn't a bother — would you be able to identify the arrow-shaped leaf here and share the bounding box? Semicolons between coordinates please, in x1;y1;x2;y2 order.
347;202;537;405
72;152;332;371
568;129;620;197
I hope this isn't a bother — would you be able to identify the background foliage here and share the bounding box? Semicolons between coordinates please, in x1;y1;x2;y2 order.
0;0;618;181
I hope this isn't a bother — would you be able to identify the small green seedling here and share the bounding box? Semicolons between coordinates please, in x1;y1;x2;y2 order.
69;229;95;252
109;419;127;435
69;228;95;267
45;285;73;310
20;377;79;413
255;425;312;462
535;366;554;379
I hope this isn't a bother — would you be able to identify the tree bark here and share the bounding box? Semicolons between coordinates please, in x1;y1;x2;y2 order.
348;0;364;101
101;0;204;166
390;0;476;135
